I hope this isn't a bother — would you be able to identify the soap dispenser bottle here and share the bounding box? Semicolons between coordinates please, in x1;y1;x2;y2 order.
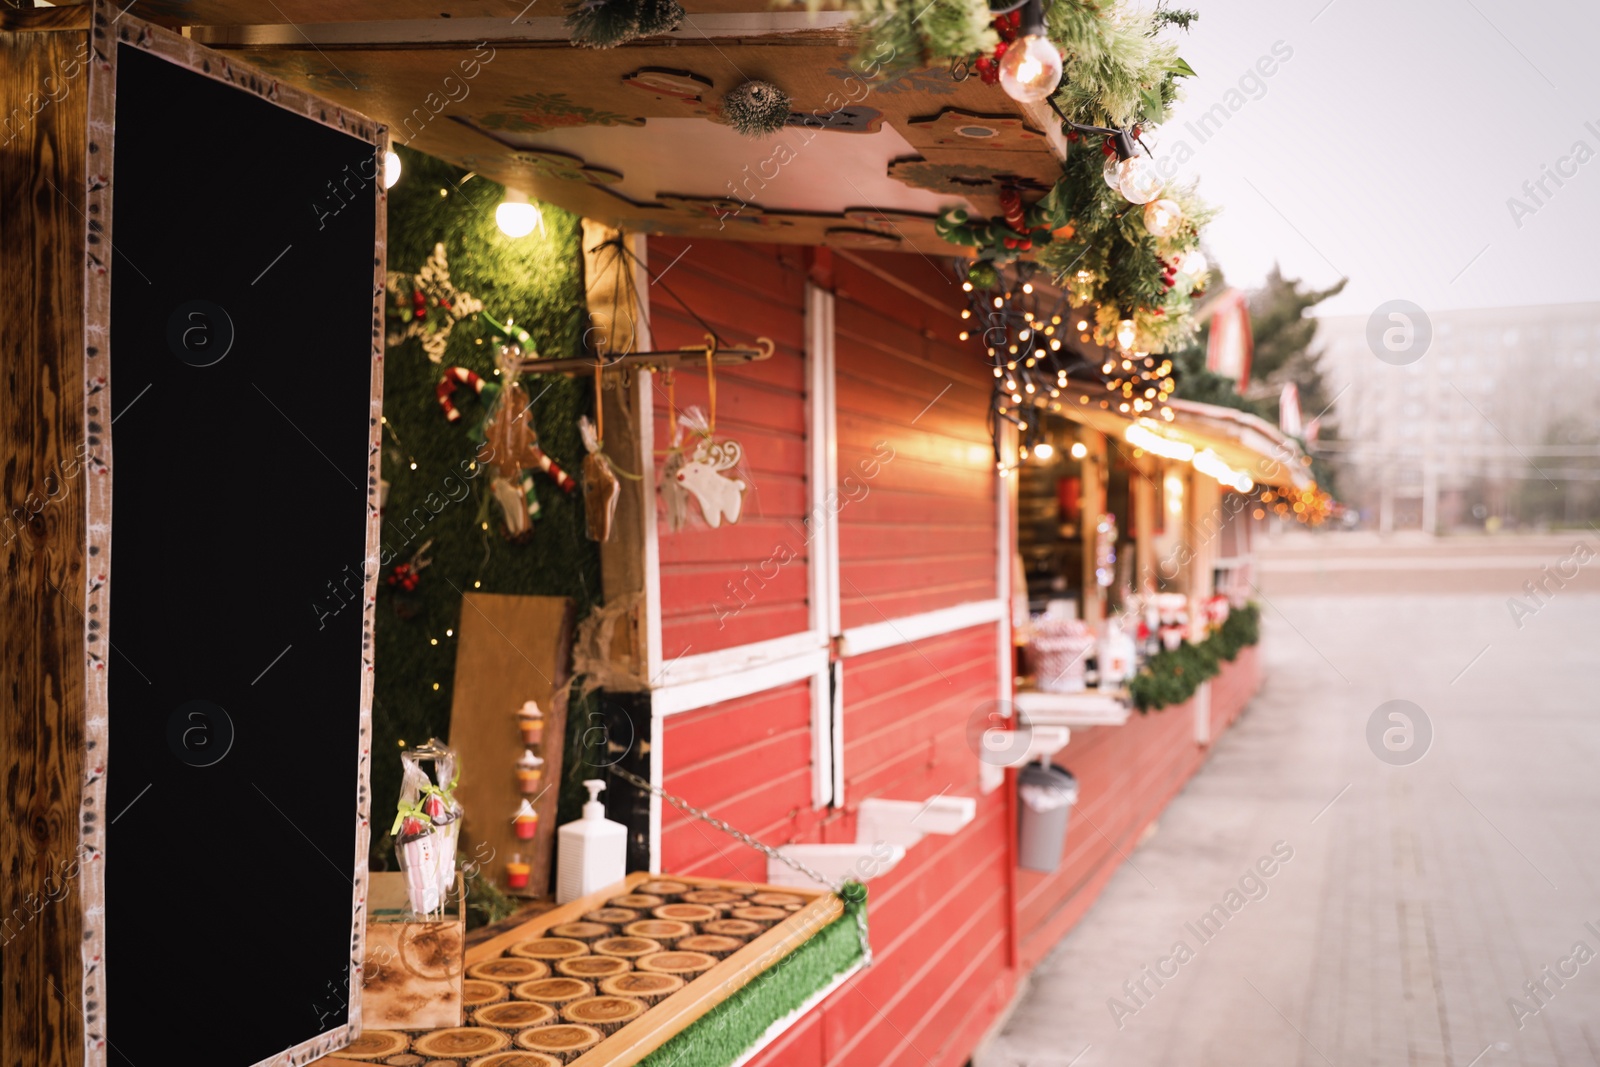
556;778;628;903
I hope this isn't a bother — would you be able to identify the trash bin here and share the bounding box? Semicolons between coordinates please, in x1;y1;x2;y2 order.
1017;764;1078;872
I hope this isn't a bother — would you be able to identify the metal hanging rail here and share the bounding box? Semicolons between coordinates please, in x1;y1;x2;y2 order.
515;332;775;375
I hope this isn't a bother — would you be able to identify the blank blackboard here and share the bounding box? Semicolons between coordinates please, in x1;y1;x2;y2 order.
105;42;376;1065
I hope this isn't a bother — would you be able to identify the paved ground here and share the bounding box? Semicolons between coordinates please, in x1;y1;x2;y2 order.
977;535;1600;1067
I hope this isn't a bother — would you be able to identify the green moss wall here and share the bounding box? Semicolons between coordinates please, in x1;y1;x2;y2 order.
373;147;600;865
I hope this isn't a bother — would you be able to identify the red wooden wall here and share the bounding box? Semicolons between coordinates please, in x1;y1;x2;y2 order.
660;680;820;881
1209;643;1260;739
649;239;812;660
832;251;997;626
1014;651;1261;966
648;237;1264;1067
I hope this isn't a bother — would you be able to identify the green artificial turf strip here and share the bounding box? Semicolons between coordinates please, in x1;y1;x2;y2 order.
637;898;868;1067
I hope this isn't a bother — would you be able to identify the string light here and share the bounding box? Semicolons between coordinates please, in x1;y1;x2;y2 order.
1116;319;1140;351
1142;198;1183;238
1192;449;1254;492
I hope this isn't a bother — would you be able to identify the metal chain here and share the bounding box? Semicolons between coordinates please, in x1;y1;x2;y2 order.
608;766;844;893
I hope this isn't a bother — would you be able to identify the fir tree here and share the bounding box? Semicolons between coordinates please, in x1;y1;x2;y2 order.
1247;264;1346;423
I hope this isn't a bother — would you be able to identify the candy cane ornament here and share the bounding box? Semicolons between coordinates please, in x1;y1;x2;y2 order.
436;366;484;422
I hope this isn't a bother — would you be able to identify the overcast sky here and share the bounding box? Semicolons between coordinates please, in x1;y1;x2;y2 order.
1151;0;1600;318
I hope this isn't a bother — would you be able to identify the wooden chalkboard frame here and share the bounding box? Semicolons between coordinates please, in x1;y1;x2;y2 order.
79;4;388;1065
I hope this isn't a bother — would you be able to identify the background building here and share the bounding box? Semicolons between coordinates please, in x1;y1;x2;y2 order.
1316;301;1600;532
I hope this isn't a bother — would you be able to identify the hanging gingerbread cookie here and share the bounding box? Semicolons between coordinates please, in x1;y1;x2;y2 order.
436;315;575;540
579;415;620;542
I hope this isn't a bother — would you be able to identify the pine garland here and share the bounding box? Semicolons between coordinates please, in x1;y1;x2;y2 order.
1127;603;1261;713
635;0;686;37
566;0;684;48
891;0;1213;351
1031;127;1215;353
848;0;996;71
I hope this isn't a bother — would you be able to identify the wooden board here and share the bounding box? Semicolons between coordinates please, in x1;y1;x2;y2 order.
313;873;846;1067
130;24;1067;256
363;873;467;1030
133;0;842;25
0;13;90;1067
448;593;576;898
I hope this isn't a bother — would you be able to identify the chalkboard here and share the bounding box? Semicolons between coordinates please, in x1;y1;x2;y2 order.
103;40;381;1066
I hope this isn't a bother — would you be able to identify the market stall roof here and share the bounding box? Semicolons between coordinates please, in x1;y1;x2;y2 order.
1166;399;1315;490
1047;394;1315;492
146;0;1067;255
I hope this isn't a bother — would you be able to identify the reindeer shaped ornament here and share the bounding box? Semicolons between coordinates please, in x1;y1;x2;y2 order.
678;437;746;528
664;405;747;530
437;330;575;540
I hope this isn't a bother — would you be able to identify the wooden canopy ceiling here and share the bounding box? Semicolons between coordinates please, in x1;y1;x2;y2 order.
130;0;1068;255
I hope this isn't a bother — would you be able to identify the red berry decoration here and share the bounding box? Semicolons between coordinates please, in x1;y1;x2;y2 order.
993;39;1008;60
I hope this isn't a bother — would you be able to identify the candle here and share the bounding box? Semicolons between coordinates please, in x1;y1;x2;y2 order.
516;749;545;794
517;700;544;747
513;799;539;840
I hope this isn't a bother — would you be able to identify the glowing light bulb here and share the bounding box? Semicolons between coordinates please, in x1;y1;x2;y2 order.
999;34;1063;103
1103;153;1124;192
1033;442;1054;460
1116;319;1138;351
1179;249;1209;277
1070;441;1088;460
1143;198;1182;238
1116;155;1163;205
496;189;544;238
384;150;402;189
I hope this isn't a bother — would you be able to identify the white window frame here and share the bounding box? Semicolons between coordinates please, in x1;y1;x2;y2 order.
642;267;1011;868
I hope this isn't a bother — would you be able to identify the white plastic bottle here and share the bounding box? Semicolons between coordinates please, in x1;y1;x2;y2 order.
556;779;628;903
